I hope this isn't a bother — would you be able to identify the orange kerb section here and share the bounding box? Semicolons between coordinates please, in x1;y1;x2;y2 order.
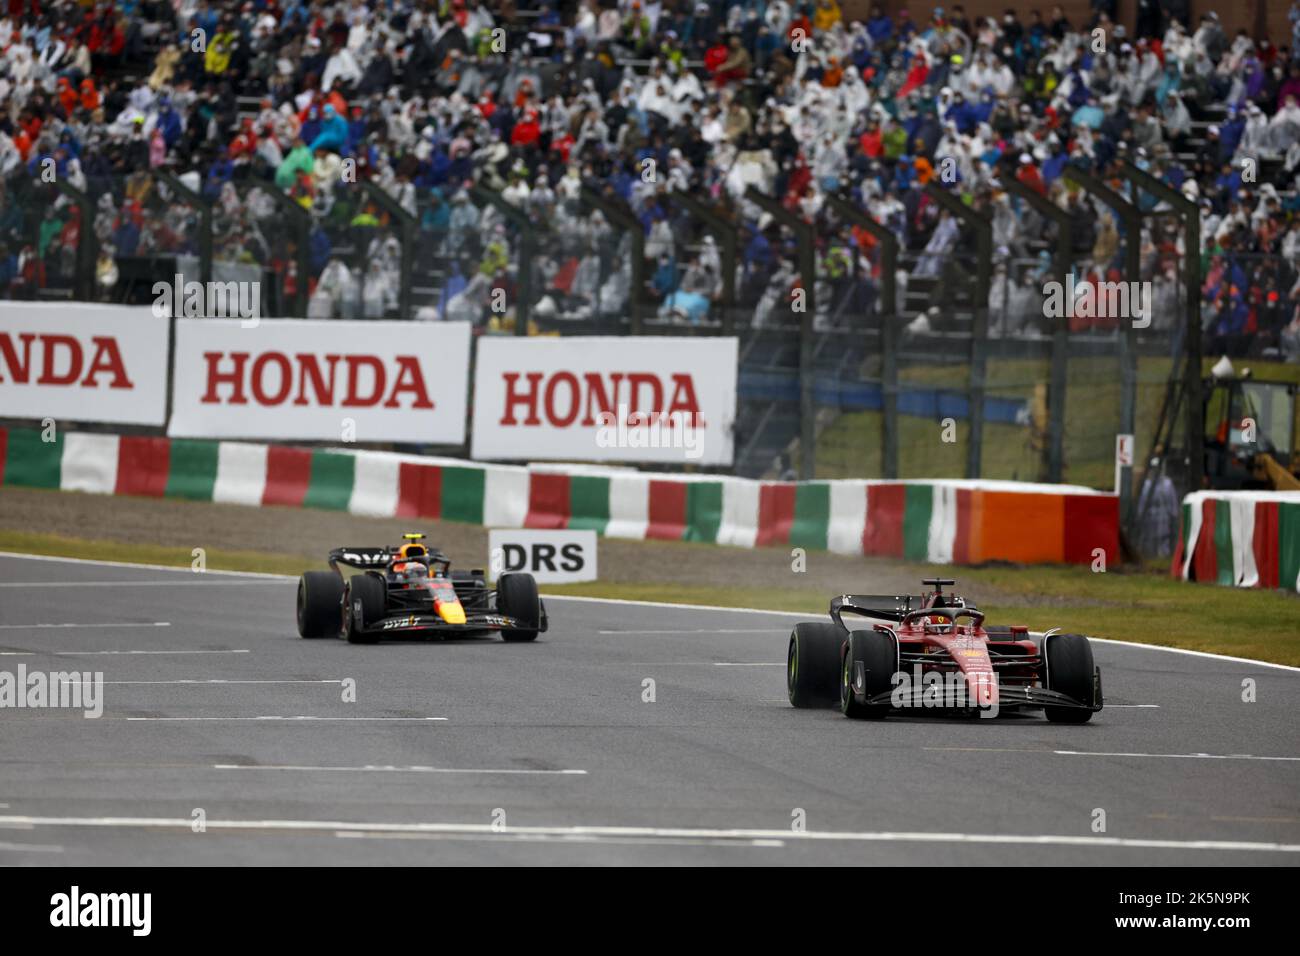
967;491;1065;564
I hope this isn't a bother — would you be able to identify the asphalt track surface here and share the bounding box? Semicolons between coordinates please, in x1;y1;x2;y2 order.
0;552;1297;866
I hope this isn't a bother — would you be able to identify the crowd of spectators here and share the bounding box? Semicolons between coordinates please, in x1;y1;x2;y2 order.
1;0;1299;358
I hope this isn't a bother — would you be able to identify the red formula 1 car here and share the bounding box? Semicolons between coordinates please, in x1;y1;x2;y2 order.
296;533;546;644
787;578;1102;722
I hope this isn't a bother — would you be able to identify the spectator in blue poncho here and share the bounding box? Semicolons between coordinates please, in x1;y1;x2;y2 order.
155;99;183;148
438;260;468;319
1218;111;1245;163
422;189;451;249
309;103;349;155
202;147;234;200
298;105;322;147
309;227;332;275
867;6;894;43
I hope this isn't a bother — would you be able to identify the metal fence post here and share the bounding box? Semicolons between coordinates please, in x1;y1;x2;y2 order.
1000;175;1072;483
155;170;212;285
668;189;738;334
1062;165;1142;521
824;192;900;479
1119;162;1203;498
469;185;540;335
579;186;644;335
359;181;416;320
50;179;94;301
745;186;816;480
923;184;991;479
264;187;311;317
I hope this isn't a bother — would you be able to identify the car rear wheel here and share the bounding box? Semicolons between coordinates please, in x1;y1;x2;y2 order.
786;622;842;708
298;571;344;639
1043;633;1097;723
344;574;385;645
497;572;540;642
841;630;896;720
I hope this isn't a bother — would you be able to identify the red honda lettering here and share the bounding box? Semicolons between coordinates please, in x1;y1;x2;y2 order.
500;372;543;425
200;351;249;404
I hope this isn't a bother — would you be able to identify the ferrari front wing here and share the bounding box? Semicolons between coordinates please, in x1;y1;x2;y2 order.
856;669;1104;713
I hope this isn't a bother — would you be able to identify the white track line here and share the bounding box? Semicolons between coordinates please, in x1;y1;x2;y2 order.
0;622;170;629
213;764;585;775
125;716;446;722
626;661;783;666
56;679;343;686
1055;750;1300;762
926;747;1299;762
1;814;1296;853
3;553;1297;673
1087;637;1300;674
0;649;250;657
548;594;807;617
0;551;288;579
714;662;782;667
334;831;783;848
0;841;63;854
54;649;250;656
599;628;786;635
0;580;285;587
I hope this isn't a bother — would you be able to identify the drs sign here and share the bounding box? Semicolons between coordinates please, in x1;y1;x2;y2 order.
488;529;597;585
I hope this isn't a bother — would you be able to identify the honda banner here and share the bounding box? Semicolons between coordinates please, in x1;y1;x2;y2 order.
0;303;168;426
471;336;737;465
169;319;471;443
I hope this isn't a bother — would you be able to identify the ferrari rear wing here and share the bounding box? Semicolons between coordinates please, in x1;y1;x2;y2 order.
830;594;918;630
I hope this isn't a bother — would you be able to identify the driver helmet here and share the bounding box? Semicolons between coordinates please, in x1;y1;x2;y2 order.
392;561;428;578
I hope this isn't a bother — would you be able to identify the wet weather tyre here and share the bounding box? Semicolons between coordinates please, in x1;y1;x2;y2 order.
1043;633;1096;723
298;571;343;639
345;574;385;645
497;572;540;642
841;630;895;720
787;623;843;708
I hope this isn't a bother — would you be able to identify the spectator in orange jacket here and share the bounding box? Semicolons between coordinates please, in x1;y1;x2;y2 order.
79;78;100;112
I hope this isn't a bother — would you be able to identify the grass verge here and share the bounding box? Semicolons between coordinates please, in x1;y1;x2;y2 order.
0;529;314;578
3;529;1296;666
